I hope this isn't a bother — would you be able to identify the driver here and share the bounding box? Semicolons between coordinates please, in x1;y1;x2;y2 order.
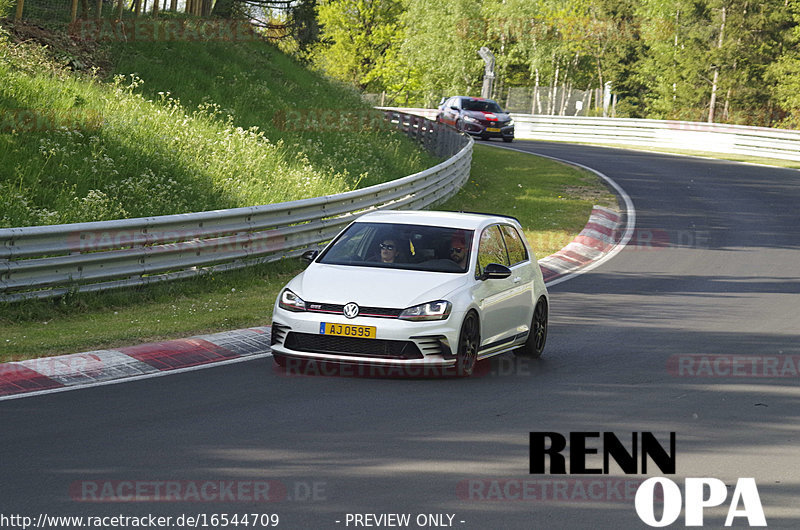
379;238;399;263
449;232;469;270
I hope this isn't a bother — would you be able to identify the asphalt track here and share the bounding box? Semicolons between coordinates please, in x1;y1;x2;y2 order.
2;141;799;529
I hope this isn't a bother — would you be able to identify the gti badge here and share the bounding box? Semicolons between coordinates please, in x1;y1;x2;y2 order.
343;303;359;319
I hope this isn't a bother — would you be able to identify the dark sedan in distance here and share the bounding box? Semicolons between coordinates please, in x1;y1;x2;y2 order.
436;96;514;142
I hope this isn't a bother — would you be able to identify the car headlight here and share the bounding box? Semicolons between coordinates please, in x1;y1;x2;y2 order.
506;119;514;127
463;116;479;124
279;289;306;312
399;301;452;321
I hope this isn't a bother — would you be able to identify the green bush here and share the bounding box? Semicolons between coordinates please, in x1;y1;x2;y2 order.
0;0;13;18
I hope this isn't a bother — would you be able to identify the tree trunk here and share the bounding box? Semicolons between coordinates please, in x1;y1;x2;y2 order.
708;6;726;123
560;79;570;116
584;84;592;116
709;68;719;123
549;61;559;115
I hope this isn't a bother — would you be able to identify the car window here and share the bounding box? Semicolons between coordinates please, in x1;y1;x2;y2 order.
462;99;503;113
318;222;474;274
331;224;375;259
476;225;509;277
500;225;528;266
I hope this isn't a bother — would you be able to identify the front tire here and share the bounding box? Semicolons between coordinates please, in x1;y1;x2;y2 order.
454;311;480;377
514;298;547;358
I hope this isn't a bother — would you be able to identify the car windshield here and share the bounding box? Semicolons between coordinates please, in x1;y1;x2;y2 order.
318;222;474;273
461;99;503;113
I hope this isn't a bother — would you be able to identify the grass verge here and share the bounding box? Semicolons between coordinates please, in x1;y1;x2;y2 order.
1;19;436;227
440;143;617;259
0;143;616;362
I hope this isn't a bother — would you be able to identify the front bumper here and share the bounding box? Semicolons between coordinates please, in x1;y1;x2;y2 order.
270;307;465;373
462;122;514;139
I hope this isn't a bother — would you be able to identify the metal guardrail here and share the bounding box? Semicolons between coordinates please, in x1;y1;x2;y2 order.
382;107;800;162
0;112;472;302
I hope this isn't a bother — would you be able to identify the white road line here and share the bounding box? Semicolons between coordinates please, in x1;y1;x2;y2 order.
0;352;272;402
486;143;636;287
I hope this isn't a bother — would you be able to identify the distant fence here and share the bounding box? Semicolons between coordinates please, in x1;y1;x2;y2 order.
0;112;472;302
382;108;800;162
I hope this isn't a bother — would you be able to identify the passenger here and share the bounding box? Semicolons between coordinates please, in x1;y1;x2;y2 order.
449;232;469;270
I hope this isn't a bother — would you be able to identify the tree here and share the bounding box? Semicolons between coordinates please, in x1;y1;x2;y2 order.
290;0;321;61
768;0;800;126
313;0;405;92
400;0;485;105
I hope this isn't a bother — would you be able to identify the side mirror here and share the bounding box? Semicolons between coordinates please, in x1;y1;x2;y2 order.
479;263;511;281
301;250;319;263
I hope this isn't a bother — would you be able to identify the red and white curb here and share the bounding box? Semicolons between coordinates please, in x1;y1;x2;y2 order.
540;205;623;283
0;327;272;400
1;156;635;399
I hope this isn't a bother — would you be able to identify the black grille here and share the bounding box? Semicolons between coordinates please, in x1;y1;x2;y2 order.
412;335;451;357
271;323;291;346
284;332;423;359
304;302;402;319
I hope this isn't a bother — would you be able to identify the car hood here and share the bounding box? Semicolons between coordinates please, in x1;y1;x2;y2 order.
463;110;511;122
287;264;469;309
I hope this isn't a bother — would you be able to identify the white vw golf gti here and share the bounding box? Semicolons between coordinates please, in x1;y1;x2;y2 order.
270;210;548;376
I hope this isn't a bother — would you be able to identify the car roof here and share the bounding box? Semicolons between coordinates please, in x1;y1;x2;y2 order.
355;210;519;230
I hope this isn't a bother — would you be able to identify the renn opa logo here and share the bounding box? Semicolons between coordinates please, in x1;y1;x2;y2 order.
529;432;766;527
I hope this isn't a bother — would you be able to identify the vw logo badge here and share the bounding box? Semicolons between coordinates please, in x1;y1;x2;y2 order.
343;303;360;319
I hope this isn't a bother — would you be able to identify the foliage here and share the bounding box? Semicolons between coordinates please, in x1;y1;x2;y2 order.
286;0;800;127
313;0;405;91
767;0;800;126
399;0;484;106
0;0;12;18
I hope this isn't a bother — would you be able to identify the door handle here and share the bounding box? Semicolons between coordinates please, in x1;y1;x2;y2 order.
513;276;522;283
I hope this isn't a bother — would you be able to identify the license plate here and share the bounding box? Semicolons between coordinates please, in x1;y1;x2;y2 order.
486;127;501;132
320;322;376;339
